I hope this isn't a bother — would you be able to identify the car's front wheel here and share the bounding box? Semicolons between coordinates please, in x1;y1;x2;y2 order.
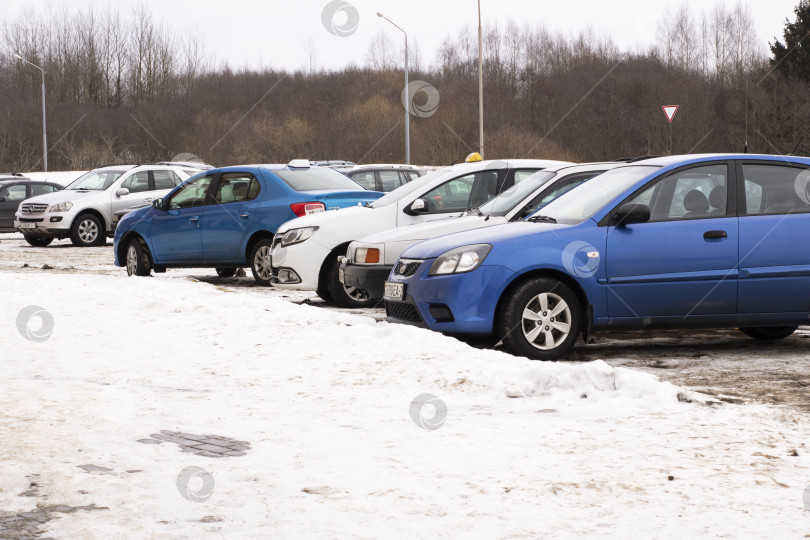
250;239;274;286
70;214;105;247
325;255;375;308
740;326;798;341
126;238;153;276
497;277;582;360
216;268;237;278
23;235;53;247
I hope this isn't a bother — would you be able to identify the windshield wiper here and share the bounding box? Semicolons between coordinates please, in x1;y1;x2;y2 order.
527;215;557;224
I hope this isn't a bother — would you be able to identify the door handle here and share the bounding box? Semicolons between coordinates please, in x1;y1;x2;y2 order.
239;212;250;219
189;216;199;223
703;230;727;240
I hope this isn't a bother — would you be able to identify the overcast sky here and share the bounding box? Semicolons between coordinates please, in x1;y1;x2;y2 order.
1;0;800;71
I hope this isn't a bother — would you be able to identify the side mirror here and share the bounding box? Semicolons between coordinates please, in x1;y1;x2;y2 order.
152;198;165;211
612;203;651;227
406;198;428;215
115;188;129;197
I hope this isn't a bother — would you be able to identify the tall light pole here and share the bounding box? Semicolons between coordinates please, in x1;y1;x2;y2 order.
14;53;47;172
477;0;484;159
377;12;410;165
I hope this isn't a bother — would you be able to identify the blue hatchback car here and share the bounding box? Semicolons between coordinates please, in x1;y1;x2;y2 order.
114;161;383;283
383;154;810;360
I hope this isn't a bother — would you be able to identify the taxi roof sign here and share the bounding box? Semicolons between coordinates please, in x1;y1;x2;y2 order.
465;152;482;163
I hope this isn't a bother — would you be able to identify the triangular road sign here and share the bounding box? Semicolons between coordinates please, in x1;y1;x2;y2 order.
662;105;679;123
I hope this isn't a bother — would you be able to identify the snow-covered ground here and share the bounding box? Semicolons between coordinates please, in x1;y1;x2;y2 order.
22;171;86;186
2;233;810;538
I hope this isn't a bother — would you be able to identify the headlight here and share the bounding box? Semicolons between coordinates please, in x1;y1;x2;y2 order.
280;226;319;247
428;244;492;276
355;246;381;264
48;202;73;213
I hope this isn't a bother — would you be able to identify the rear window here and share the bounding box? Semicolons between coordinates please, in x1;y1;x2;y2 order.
274;168;365;191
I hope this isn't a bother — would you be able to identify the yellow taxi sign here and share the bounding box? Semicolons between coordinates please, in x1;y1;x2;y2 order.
465;152;482;163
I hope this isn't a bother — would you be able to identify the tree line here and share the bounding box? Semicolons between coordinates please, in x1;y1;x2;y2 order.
1;2;809;172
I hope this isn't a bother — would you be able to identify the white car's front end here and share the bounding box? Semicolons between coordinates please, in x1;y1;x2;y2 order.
14;190;103;239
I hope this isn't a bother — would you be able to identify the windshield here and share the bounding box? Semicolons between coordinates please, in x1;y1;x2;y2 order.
274;167;366;191
370;167;449;208
67;170;126;191
477;171;556;216
536;165;661;222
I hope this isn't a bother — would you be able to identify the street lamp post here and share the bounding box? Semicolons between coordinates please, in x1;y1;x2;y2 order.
377;12;410;165
14;53;47;172
478;0;484;159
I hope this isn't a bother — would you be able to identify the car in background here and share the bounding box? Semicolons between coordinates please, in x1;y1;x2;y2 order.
311;160;357;172
383;153;810;360
114;160;384;281
0;177;62;233
14;164;200;247
270;157;572;308
344;164;425;193
341;161;628;301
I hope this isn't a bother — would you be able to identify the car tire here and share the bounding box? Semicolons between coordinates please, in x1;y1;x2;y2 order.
23;235;53;247
497;277;582;361
216;268;237;278
325;255;375;308
125;238;152;277
250;239;274;286
70;214;105;247
740;326;798;341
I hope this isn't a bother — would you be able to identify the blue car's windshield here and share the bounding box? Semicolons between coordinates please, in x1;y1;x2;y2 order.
535;165;661;222
274;167;367;191
475;171;556;216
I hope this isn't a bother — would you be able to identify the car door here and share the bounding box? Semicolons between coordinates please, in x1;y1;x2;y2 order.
605;162;739;320
0;183;27;229
201;172;261;262
150;174;215;263
111;170;153;217
736;161;810;314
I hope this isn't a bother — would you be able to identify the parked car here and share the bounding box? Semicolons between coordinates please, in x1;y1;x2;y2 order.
270;158;572;308
383;154;810;360
113;161;384;281
340;161;629;301
344;164;424;193
14;164;200;247
0;177;62;233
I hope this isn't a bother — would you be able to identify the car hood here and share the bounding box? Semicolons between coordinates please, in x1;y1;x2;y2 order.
276;205;372;232
22;189;102;205
401;220;573;259
359;215;499;244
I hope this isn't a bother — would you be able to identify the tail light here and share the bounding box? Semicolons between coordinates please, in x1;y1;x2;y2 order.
290;202;325;217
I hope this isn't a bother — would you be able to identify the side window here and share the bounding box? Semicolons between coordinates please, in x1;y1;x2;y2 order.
378;170;402;192
741;164;810;215
168;175;214;209
402;171;419;183
628;164;728;222
154;170;182;190
31;184;58;196
121;171;150;193
514;169;539;184
0;185;26;201
351;172;376;190
421;174;476;213
215;173;259;204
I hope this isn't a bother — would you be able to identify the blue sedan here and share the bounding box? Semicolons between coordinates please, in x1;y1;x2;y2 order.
383;154;810;360
114;161;383;283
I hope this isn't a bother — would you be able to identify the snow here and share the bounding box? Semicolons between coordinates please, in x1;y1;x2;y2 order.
3;269;810;538
23;170;87;186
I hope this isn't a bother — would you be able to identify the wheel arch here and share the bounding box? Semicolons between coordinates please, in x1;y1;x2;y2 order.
245;230;275;263
71;208;108;234
493;268;591;338
117;231;152;267
318;241;352;291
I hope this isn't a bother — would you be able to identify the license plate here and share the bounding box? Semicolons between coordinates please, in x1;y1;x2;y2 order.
383;281;405;301
19;222;36;229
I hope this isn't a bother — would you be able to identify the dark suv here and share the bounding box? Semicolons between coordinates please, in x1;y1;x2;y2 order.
0;177;62;232
344;165;424;193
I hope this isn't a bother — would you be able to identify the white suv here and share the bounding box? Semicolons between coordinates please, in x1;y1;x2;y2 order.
270;158;571;307
14;164;199;247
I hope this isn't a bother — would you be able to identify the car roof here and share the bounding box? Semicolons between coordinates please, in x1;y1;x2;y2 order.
347;164;422;171
620;153;810;168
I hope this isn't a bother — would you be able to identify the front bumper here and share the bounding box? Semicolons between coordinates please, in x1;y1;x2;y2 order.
15;213;70;237
384;260;516;335
270;237;330;290
340;259;393;300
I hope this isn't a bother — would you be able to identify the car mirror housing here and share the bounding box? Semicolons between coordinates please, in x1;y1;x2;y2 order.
115;188;130;197
406;198;428;215
612;203;651;227
152;198;165;211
